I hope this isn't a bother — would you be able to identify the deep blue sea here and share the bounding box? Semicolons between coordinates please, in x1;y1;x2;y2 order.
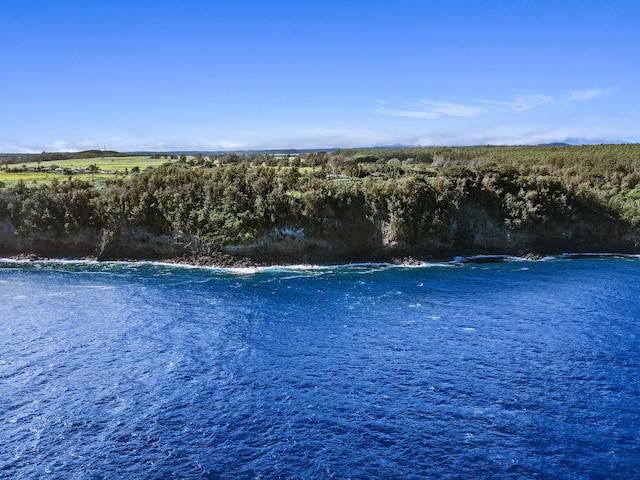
1;256;639;479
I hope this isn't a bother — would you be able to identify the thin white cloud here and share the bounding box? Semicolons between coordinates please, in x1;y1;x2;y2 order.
480;95;555;112
377;107;441;119
417;100;486;117
381;88;616;122
414;121;640;147
0;85;631;152
378;94;555;120
282;128;406;149
50;140;69;151
568;88;613;101
378;100;484;119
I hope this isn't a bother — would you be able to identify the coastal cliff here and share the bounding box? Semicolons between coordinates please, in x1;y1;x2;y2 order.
2;145;640;265
0;202;636;265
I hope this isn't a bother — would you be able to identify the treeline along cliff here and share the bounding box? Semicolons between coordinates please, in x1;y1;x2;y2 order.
1;144;639;263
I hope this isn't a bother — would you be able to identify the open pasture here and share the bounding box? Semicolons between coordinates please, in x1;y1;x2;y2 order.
0;156;174;186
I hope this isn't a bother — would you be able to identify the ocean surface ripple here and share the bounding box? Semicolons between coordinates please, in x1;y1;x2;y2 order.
1;257;639;478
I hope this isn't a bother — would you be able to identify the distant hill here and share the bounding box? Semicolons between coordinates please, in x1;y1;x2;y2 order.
0;150;136;165
72;149;131;158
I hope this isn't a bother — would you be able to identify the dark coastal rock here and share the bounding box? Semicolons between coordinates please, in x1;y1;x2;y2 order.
1;209;639;267
167;251;259;268
522;252;546;261
10;253;47;261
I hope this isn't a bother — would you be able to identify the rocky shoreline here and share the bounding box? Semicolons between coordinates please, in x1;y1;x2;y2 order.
5;247;638;269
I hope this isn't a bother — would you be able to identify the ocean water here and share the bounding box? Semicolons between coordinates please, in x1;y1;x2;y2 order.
0;256;639;479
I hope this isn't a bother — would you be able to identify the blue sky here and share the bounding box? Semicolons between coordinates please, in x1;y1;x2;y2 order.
1;0;639;152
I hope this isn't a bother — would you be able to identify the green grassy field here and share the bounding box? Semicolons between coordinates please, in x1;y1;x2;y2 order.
0;156;175;187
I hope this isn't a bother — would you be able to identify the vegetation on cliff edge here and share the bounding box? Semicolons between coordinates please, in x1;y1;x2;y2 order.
1;144;639;259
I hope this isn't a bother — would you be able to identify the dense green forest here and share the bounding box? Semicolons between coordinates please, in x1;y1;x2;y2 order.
1;144;639;263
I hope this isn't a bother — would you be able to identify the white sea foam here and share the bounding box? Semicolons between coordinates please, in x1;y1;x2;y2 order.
68;285;115;290
0;257;100;265
559;252;639;259
1;253;638;276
